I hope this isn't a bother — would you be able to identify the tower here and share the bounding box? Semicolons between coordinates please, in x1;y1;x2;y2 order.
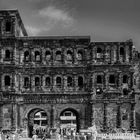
0;9;27;37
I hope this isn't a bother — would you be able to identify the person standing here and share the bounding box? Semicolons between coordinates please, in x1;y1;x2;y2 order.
32;133;38;140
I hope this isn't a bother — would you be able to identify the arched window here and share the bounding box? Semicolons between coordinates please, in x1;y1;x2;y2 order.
35;51;40;61
45;77;51;87
97;47;102;58
120;47;125;55
67;50;72;61
5;75;10;86
97;75;102;84
97;47;102;53
56;77;61;87
24;77;30;87
123;75;128;83
78;76;84;88
45;51;51;60
24;51;30;61
5;21;11;32
60;110;77;130
56;51;62;61
67;76;73;87
5;50;11;59
77;50;83;60
109;75;115;84
35;77;40;87
34;111;48;127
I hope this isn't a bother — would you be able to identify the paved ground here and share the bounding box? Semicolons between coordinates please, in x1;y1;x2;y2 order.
19;138;41;140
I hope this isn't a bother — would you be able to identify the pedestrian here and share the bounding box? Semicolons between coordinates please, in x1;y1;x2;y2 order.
32;133;38;140
75;133;80;140
1;132;5;140
42;133;46;140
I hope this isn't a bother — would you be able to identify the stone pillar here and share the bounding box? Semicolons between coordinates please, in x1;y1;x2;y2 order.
103;73;106;89
16;103;20;130
62;74;64;92
91;103;94;126
51;74;54;91
11;103;20;131
130;73;134;88
11;103;14;130
50;105;54;128
74;49;78;64
63;76;67;90
11;73;14;90
0;104;3;130
116;44;119;63
62;48;65;64
74;75;78;91
116;103;121;128
80;117;85;129
30;75;32;91
130;103;136;130
103;103;107;132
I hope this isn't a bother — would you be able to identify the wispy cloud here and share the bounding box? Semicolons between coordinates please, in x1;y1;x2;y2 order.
39;6;74;27
26;26;42;35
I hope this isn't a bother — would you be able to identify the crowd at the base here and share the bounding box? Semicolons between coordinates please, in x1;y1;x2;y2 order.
0;131;21;140
32;131;96;140
0;130;95;140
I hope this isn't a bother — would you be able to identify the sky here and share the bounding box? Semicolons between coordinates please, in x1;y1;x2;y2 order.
0;0;140;50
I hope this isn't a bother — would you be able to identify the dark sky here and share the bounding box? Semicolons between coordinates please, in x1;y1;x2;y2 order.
0;0;140;50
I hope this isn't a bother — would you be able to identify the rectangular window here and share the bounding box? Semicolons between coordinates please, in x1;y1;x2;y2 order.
5;21;11;32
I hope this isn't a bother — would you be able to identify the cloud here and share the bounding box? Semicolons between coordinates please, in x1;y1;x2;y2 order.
26;26;42;35
39;6;74;27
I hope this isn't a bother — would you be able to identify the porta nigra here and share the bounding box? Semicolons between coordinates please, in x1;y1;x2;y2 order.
0;9;140;137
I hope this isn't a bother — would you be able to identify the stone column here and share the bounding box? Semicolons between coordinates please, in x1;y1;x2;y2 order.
74;49;78;64
130;103;136;130
11;73;14;90
74;75;78;91
130;73;134;88
16;103;20;130
62;48;65;64
0;104;3;131
50;105;54;128
30;75;32;91
11;103;15;130
103;73;106;89
91;103;94;126
116;44;119;63
80;117;85;129
116;103;121;128
51;74;54;91
103;103;107;132
12;103;20;131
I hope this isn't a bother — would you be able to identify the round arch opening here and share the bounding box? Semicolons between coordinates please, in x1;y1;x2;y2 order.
60;108;80;135
27;108;48;138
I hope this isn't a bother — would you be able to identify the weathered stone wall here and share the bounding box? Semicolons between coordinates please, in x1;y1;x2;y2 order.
0;9;138;135
93;103;104;132
2;104;12;129
107;103;117;132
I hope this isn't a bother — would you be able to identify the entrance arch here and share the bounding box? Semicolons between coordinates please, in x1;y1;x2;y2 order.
60;108;80;135
28;108;48;138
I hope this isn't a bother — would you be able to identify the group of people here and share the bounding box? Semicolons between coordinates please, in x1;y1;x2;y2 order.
0;131;20;140
32;132;95;140
31;128;96;140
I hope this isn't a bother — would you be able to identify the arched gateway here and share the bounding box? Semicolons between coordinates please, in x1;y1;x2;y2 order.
60;108;80;135
28;108;48;138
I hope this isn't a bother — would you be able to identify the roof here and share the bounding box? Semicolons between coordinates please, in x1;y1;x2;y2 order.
0;9;28;36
